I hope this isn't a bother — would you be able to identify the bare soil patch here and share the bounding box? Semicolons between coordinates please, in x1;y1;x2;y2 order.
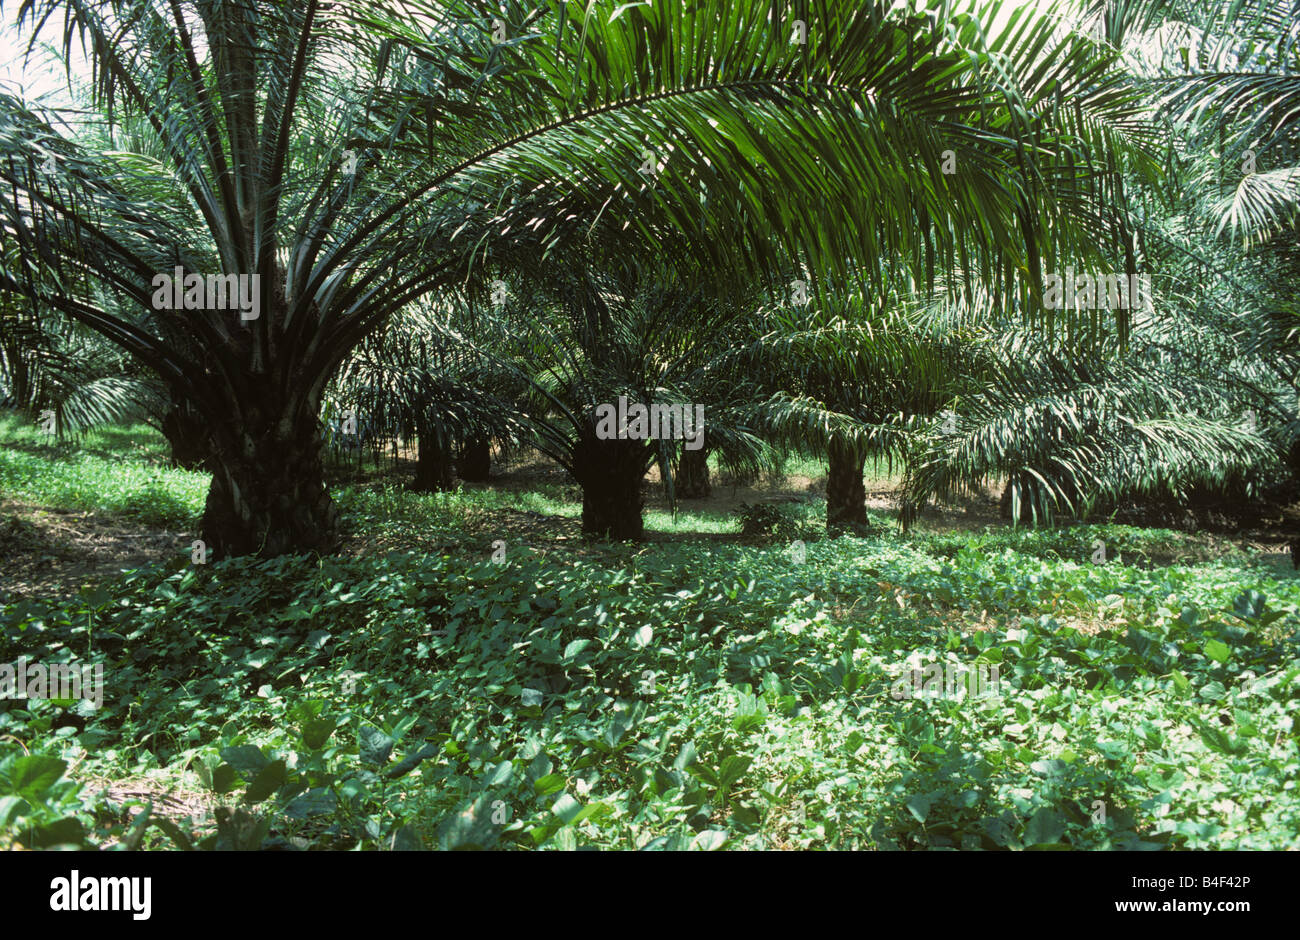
0;499;185;601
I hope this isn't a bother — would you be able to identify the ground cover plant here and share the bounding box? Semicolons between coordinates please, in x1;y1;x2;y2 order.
1;420;1297;850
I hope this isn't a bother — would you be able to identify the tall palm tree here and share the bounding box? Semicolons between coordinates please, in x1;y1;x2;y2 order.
0;0;1150;556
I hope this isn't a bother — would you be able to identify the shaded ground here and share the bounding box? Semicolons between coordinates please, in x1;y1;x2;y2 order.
4;441;1298;851
0;498;188;601
4;445;1297;598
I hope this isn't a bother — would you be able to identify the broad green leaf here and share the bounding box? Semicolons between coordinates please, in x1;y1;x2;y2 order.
691;830;729;850
906;793;932;823
1204;639;1231;664
220;745;268;776
244;759;288;804
301;716;337;751
8;755;66;801
1023;808;1066;844
359;726;395;765
534;773;567;796
562;639;592;661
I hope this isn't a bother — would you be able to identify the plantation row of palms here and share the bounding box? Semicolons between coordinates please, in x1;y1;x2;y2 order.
1;0;1297;553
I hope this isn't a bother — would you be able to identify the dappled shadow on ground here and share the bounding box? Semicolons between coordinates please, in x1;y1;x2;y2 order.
7;442;1296;602
0;427;171;466
6;468;1293;849
0;499;187;601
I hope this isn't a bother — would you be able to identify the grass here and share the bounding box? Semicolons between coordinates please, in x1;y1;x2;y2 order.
331;471;810;543
0;414;207;528
0;412;817;545
725;449;898;484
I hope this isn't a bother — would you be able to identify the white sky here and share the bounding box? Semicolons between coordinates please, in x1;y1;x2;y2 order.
0;13;89;107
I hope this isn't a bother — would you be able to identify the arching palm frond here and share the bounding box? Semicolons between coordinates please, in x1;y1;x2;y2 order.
901;320;1278;527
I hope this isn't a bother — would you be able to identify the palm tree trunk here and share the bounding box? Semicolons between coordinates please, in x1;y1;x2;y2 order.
675;446;711;498
574;433;645;539
412;421;455;492
458;434;492;482
161;399;209;470
826;438;867;532
2;340;31;409
200;392;339;558
999;477;1028;522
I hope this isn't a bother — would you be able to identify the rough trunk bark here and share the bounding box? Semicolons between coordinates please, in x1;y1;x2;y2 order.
200;401;339;558
675;446;711;498
458;435;492;482
574;433;646;539
412;422;455;492
187;265;342;559
826;439;868;533
161;400;209;470
2;341;31;409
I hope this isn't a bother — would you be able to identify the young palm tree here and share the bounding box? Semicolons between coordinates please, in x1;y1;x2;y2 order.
0;0;1150;556
0;236;159;437
488;260;753;538
0;294;159;437
328;296;523;492
899;298;1278;526
1055;0;1300;532
731;292;979;532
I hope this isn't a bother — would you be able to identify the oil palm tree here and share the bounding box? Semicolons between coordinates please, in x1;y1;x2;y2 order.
0;0;1152;556
328;295;524;492
899;296;1278;526
488;259;761;538
0;242;159;438
729;290;980;532
1055;0;1300;526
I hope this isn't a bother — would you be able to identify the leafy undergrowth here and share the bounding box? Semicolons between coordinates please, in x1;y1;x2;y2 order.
2;534;1297;850
911;524;1255;569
